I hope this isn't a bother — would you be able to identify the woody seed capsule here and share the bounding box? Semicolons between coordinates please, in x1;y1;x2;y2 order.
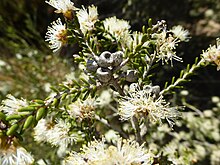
112;51;123;67
97;51;113;67
86;59;98;72
96;67;112;83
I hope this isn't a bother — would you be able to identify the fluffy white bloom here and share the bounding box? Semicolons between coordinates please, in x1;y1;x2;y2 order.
0;143;34;165
118;84;180;127
154;31;183;65
170;25;190;41
211;149;220;165
34;119;78;147
103;16;130;41
0;94;28;115
152;23;189;66
63;138;153;165
202;38;220;70
68;98;95;121
45;18;67;52
77;5;98;34
46;0;75;19
96;90;112;108
33;119;51;144
104;130;119;143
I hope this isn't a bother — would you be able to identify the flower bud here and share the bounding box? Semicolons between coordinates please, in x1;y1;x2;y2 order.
97;51;113;67
86;59;98;72
112;51;123;67
96;67;112;83
125;70;138;82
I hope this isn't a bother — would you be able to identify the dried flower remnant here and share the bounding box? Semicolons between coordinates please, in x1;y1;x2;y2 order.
118;84;180;127
63;138;153;165
45;0;75;19
45;18;68;52
68;98;95;121
202;38;220;70
77;5;98;34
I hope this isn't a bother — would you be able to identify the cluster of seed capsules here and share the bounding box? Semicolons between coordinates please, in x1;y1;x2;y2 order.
86;51;138;83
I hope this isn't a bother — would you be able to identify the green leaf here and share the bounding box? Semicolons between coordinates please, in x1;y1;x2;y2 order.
6;114;22;121
0;111;6;121
72;91;81;102
7;124;19;136
36;107;47;121
148;18;153;28
23;115;34;130
18;106;35;112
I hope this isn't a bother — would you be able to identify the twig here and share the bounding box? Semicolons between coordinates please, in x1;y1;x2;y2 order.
131;116;142;144
94;114;128;139
160;59;205;95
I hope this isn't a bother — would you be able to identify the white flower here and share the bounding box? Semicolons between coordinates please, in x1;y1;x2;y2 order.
118;84;180;127
49;119;78;147
154;31;183;65
77;5;98;34
33;118;52;143
96;89;112;108
45;18;67;52
104;130;119;143
202;38;220;70
68;98;95;120
45;0;75;19
63;138;153;165
170;25;190;42
103;16;130;41
211;148;220;165
0;94;28;115
109;138;153;165
34;119;78;147
0;144;34;165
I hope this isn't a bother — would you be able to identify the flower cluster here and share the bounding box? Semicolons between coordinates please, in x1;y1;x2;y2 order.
103;16;130;41
77;5;98;34
202;38;220;70
46;0;75;19
152;21;189;65
45;18;67;52
0;94;28;115
68;98;96;121
34;118;80;148
0;141;33;165
118;84;180;127
63;138;154;165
